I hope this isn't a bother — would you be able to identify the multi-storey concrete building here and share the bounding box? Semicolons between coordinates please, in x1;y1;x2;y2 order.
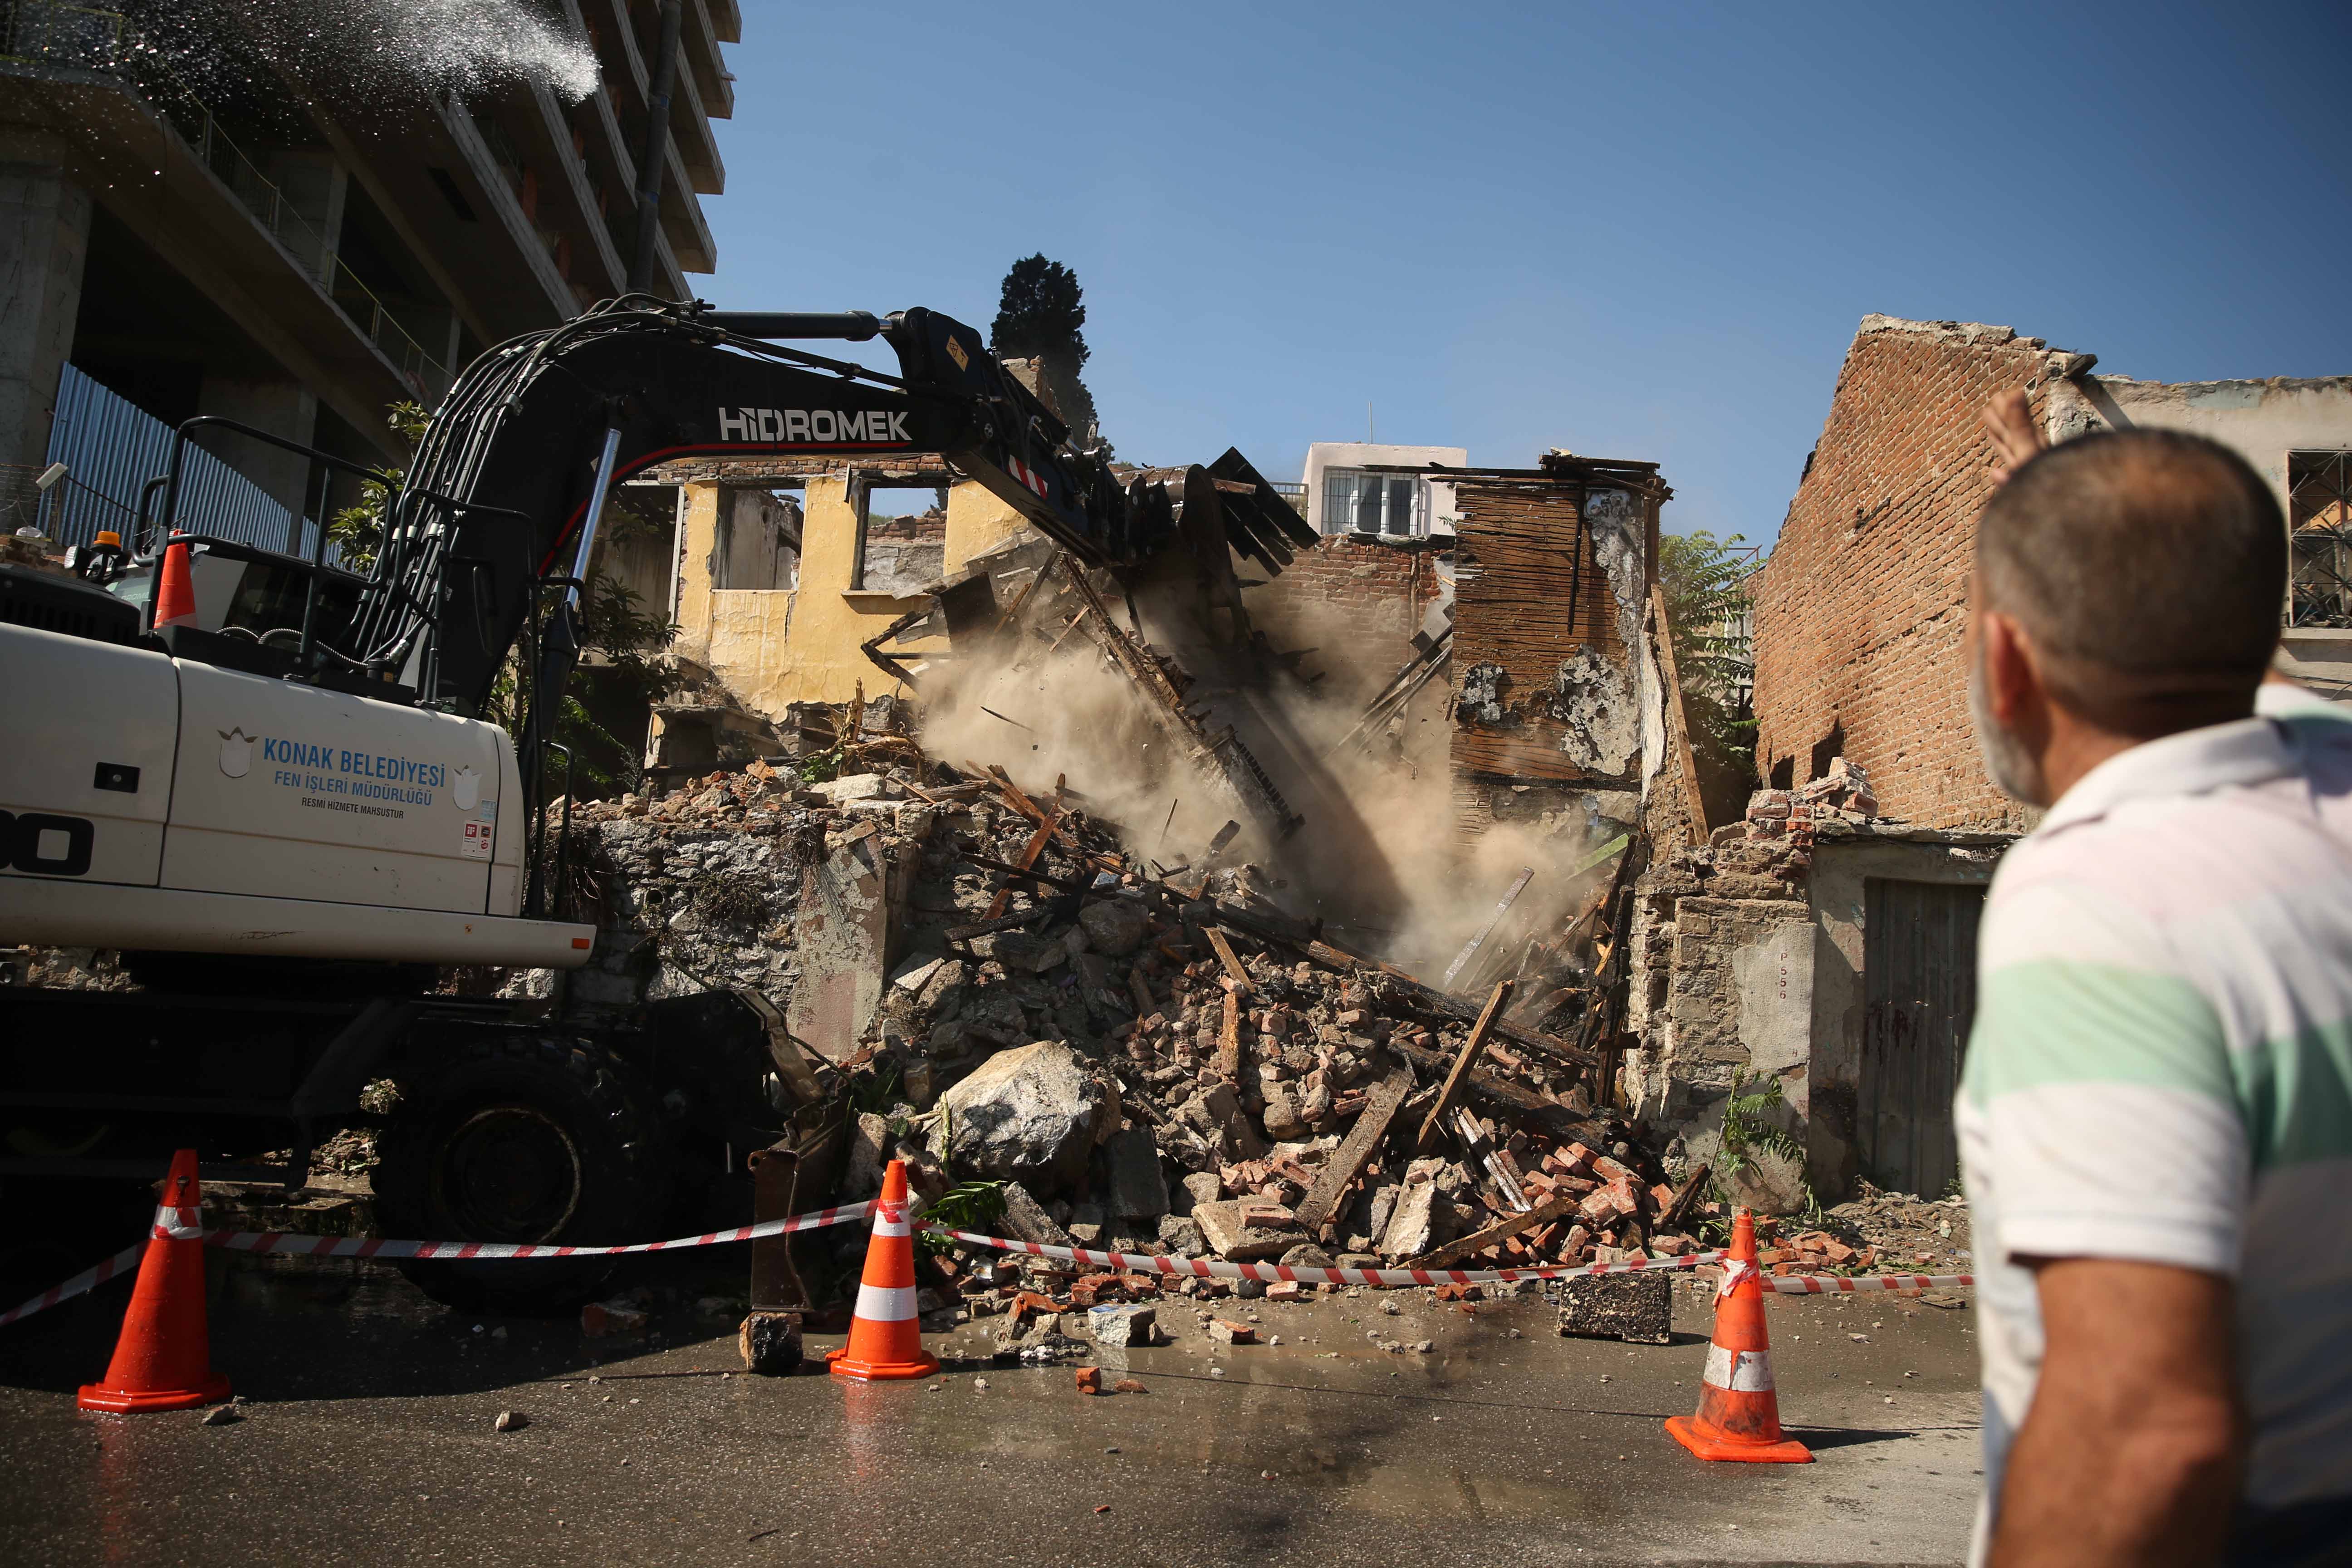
0;0;737;548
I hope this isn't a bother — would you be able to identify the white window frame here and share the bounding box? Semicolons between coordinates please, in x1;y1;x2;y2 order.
1320;468;1427;538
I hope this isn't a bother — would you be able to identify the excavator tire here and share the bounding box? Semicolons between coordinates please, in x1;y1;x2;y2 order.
373;1033;673;1314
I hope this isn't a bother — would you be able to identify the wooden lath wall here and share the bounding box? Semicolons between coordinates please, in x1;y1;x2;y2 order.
1448;477;1645;788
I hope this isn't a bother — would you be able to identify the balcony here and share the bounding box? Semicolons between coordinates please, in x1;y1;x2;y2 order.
2;1;452;408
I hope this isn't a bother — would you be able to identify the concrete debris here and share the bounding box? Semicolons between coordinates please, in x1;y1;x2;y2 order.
539;690;1697;1332
1554;1273;1671;1343
1086;1303;1158;1347
931;1039;1116;1189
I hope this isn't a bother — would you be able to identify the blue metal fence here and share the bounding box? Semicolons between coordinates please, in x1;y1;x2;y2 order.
39;363;329;557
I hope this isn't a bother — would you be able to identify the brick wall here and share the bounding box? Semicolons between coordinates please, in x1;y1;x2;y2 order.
1243;535;1446;701
1751;317;2071;832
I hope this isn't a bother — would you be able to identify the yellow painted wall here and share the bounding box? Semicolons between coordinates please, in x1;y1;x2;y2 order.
943;479;1042;579
667;471;1044;718
666;477;936;710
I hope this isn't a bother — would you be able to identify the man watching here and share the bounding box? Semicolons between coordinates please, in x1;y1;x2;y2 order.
1962;412;2352;1567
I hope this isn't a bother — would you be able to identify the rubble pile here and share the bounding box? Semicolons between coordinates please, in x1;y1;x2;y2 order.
1819;1186;1971;1277
559;696;930;1009
569;706;1721;1322
507;676;1778;1337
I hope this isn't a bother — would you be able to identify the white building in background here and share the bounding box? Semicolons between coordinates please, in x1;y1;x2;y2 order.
1301;442;1465;539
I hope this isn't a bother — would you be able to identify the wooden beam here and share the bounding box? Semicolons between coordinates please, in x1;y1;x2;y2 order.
1441;869;1535;993
1405;1189;1582;1271
1386;1035;1611;1144
1292;1064;1414;1238
1203;925;1254;996
982;805;1060;921
1301;939;1595;1069
1660;1162;1712;1232
1212;984;1243;1080
1415;981;1514;1155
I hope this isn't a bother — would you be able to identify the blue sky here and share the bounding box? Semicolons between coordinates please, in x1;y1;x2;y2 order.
701;2;2351;548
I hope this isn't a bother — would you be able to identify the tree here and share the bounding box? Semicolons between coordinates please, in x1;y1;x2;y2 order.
323;399;432;571
988;253;1107;454
1658;529;1761;823
990;254;1089;367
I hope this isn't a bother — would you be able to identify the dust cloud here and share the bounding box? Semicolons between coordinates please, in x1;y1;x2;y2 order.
926;595;1625;994
1246;642;1622;983
919;639;1242;865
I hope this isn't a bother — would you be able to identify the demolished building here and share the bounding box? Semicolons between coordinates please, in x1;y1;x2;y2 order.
529;406;1738;1276
1628;313;2352;1205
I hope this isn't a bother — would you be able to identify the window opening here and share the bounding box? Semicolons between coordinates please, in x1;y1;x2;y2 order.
711;484;801;591
2289;451;2352;628
852;480;947;596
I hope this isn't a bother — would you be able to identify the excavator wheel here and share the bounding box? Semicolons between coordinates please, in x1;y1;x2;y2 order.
373;1033;673;1314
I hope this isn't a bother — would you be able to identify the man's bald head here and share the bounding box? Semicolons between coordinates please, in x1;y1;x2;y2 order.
1975;428;2284;737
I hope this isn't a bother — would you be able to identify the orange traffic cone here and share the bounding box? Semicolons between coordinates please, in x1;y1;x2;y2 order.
78;1149;231;1413
827;1160;939;1381
1665;1209;1812;1463
152;536;196;632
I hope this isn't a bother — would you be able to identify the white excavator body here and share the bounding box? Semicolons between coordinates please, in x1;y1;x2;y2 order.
0;620;593;967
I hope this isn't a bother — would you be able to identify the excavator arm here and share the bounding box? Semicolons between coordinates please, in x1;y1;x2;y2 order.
350;298;1145;717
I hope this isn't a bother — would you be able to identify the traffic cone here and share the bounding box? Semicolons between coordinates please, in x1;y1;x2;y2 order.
78;1149;231;1413
826;1159;938;1382
1665;1209;1812;1463
152;536;196;632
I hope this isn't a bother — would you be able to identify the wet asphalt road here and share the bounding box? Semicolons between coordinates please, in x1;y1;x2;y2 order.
0;1253;1982;1567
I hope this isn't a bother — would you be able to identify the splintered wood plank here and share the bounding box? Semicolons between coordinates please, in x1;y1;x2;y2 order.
1203;925;1254;997
1416;980;1514;1155
1212;985;1243;1080
1293;1064;1415;1238
1406;1189;1581;1271
982;807;1061;921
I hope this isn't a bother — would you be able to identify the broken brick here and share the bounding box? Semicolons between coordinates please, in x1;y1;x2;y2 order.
580;1299;648;1338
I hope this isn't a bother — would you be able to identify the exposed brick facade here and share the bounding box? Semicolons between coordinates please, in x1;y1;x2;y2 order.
1751;317;2073;832
1242;535;1447;701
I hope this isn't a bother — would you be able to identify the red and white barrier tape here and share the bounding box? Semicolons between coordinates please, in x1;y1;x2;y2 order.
0;1240;148;1330
5;1196;1974;1333
0;1200;877;1329
201;1198;878;1263
920;1225;1728;1288
1764;1271;1973;1294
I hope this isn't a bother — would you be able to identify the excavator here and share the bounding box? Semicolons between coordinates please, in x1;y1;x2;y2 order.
0;297;1239;1307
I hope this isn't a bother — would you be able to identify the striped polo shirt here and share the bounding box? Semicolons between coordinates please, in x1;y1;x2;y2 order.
1958;686;2352;1559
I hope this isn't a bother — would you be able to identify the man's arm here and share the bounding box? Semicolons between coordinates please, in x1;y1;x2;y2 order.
1981;387;2046;480
1990;1259;2244;1568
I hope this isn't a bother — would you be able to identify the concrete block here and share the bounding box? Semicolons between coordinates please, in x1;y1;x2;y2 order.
1556;1272;1671;1343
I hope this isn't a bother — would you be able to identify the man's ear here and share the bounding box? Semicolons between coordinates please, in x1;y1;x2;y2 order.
1978;608;2043;729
